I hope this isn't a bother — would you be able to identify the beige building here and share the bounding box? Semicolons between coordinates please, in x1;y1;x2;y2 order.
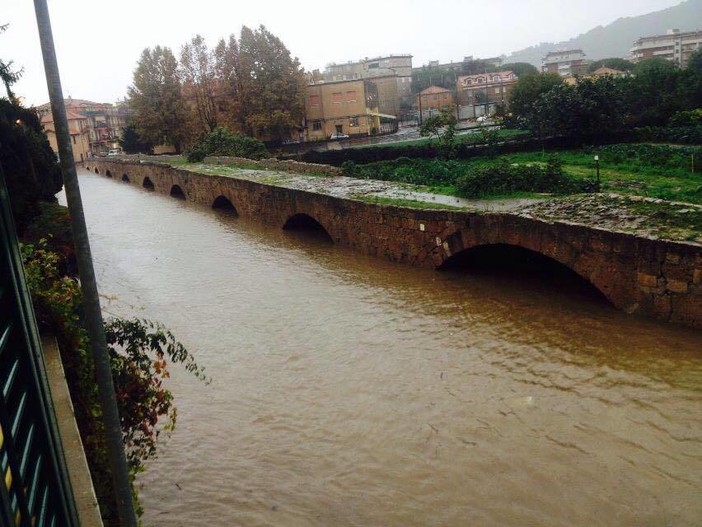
40;110;91;163
36;97;129;156
324;54;413;116
631;29;702;68
304;79;381;141
416;86;454;111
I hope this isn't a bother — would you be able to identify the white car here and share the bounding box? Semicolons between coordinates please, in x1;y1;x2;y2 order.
329;133;349;140
107;149;122;156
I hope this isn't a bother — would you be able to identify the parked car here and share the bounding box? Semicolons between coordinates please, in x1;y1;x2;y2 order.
107;149;122;156
329;133;349;140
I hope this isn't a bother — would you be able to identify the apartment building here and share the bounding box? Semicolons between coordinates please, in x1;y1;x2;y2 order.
36;97;129;156
542;49;590;77
39;110;91;163
323;55;413;115
304;79;381;141
631;29;702;67
456;71;518;117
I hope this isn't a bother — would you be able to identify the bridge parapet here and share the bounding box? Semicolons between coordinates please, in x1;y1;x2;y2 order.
87;159;702;329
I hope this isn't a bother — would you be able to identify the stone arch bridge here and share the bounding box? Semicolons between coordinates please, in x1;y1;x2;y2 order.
88;160;702;329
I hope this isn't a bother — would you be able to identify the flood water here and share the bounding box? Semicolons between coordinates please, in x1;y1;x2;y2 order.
75;170;702;526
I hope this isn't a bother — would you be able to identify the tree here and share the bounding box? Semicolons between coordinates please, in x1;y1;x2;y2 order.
687;49;702;76
420;107;458;159
128;46;188;152
180;35;218;135
237;25;306;142
0;24;23;102
118;124;153;154
501;62;538;77
508;72;563;138
629;58;685;126
537;76;629;140
588;58;635;73
0;98;62;233
212;35;240;131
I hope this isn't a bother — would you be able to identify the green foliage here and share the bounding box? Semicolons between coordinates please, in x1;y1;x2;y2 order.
688;49;702;76
187;127;269;162
419;107;458;159
508;72;563;138
128;46;188;152
237;25;306;141
0;98;62;234
118;124;153;154
20;236;208;521
454;156;584;198
104;318;208;472
669;109;702;127
341;153;582;198
509;59;702;138
593;143;702;172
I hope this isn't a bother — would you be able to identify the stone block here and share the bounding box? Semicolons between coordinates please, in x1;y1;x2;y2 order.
665;252;681;264
666;279;689;294
694;269;702;285
637;272;659;289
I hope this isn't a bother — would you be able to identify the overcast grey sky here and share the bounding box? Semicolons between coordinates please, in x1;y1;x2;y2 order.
0;0;683;106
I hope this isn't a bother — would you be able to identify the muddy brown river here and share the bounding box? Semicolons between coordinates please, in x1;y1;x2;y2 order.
75;170;702;526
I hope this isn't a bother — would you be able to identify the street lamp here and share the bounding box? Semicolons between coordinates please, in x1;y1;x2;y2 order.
594;155;600;192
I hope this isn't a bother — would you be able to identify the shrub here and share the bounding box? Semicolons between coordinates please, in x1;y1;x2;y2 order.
454;156;584;198
187;127;269;162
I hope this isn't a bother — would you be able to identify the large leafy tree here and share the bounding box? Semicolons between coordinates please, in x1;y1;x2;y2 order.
128;46;188;152
508;72;563;138
628;58;685;127
1;99;61;233
212;35;240;132
180;35;218;135
237;25;306;141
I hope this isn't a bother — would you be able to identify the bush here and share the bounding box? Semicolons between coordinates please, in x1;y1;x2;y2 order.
187;127;269;162
454;156;585;198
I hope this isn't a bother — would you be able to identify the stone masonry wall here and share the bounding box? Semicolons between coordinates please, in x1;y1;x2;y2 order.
88;160;702;329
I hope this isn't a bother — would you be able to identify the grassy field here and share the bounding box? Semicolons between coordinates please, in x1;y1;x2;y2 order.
504;148;701;204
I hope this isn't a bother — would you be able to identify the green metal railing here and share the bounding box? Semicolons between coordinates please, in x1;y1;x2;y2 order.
0;168;79;526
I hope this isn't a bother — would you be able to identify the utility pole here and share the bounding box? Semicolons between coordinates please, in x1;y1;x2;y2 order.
32;2;138;526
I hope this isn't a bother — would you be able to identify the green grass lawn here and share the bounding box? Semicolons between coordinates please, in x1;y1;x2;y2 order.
503;149;702;204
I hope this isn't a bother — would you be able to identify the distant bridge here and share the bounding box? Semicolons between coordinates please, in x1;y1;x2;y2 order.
88;160;702;329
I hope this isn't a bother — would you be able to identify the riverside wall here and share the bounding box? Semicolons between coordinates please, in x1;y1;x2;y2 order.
88;159;702;329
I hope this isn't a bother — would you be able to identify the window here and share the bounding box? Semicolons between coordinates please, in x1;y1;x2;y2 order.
309;95;320;107
346;90;357;103
349;117;359;127
332;92;342;104
72;135;76;145
494;88;501;94
312;121;323;131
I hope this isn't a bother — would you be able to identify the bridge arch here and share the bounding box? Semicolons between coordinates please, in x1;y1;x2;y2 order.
212;195;238;215
142;177;155;191
170;185;186;200
105;169;112;178
283;213;333;242
122;174;129;183
437;242;611;305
